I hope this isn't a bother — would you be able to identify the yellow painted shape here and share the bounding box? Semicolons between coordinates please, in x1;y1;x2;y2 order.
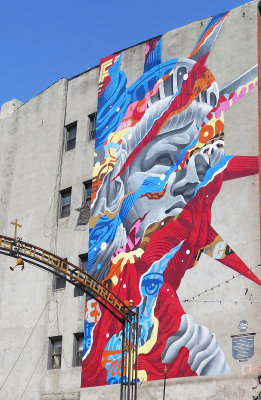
137;370;148;383
138;305;159;356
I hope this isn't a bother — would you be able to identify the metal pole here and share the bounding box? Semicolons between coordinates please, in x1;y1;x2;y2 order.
124;322;127;400
128;321;133;400
120;321;125;400
163;365;167;400
135;310;139;400
131;322;134;400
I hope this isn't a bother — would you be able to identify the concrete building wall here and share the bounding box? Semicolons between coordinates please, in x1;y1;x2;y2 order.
0;68;100;398
81;0;261;398
0;1;260;400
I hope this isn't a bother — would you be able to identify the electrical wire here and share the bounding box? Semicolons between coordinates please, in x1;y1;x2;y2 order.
62;348;73;369
0;297;52;392
182;263;261;303
19;348;46;400
19;286;68;399
43;80;68;246
182;299;261;304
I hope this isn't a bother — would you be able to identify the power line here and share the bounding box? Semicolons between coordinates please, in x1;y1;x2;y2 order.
19;348;46;400
0;298;51;392
19;285;68;399
62;348;73;369
182;263;261;303
182;299;261;304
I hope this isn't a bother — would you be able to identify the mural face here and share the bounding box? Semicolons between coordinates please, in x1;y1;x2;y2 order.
81;12;261;387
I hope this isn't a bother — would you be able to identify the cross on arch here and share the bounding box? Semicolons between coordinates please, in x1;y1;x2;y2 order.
11;219;22;240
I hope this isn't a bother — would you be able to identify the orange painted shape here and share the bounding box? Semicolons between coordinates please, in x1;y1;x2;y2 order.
199;124;214;144
215;119;224;135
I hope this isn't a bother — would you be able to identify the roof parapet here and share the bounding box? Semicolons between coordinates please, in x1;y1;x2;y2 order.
0;99;23;118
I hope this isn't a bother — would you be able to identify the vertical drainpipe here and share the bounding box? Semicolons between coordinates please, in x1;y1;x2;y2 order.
258;2;261;258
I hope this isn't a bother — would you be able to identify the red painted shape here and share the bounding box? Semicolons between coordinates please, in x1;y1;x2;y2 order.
223;156;259;181
98;53;121;97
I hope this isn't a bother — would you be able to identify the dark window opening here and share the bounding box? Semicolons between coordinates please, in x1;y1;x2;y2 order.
48;336;62;369
53;274;66;291
79;253;88;271
75;181;92;226
83;180;92;204
88;113;96;141
65;122;77;151
60;188;71;218
53;258;67;291
74;253;88;297
73;333;84;367
74;286;84;297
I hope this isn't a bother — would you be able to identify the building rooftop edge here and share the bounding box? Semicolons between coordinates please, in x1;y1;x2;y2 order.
0;0;253;112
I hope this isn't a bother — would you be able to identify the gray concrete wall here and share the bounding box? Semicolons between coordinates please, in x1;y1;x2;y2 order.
0;1;260;400
0;61;100;398
0;78;70;399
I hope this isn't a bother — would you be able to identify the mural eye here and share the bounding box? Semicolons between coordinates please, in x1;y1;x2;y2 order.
142;274;163;295
143;279;160;295
177;67;187;90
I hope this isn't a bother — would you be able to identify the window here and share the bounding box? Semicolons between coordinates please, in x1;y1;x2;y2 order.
75;181;92;226
73;333;84;367
65;122;77;151
74;253;88;297
83;180;92;203
79;253;88;271
60;188;71;218
53;258;67;291
53;274;66;291
88;112;96;141
48;336;62;369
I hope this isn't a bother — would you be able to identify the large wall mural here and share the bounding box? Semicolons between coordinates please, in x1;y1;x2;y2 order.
81;11;261;387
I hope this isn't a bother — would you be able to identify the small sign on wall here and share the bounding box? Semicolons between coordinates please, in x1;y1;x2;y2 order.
231;333;256;360
238;320;248;333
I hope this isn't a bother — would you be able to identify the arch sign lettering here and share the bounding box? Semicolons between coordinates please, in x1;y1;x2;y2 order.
0;233;139;400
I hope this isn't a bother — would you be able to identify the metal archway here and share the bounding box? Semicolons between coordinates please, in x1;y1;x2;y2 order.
0;234;139;400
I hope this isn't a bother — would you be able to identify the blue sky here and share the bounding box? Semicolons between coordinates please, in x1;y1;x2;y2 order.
0;0;252;108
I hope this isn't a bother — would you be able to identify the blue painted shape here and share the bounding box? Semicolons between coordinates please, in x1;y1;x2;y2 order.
144;37;162;73
95;58;178;150
83;321;95;359
194;154;234;195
